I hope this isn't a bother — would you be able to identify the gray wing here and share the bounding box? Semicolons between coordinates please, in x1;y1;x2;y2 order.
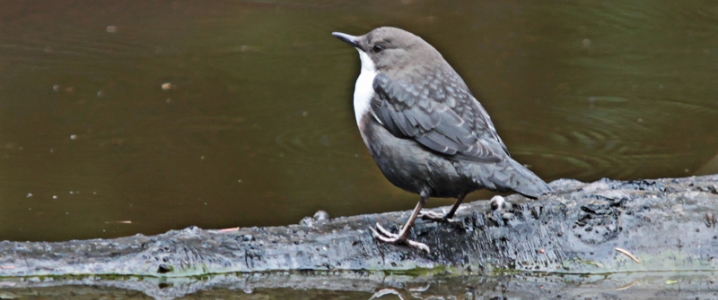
371;73;504;163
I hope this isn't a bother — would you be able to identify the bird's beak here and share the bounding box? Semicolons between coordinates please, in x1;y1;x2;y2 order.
332;32;360;49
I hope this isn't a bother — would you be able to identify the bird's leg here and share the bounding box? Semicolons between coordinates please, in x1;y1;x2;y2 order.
443;193;466;219
371;193;430;253
419;193;467;222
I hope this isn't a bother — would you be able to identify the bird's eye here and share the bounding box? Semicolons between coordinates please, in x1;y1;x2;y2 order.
372;44;384;53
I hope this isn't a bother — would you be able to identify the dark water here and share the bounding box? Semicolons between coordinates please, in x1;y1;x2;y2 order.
2;1;718;299
1;0;717;244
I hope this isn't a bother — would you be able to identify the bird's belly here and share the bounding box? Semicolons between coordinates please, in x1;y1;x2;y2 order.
362;117;479;198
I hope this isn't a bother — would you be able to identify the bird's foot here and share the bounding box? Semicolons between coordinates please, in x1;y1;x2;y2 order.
370;222;430;253
418;206;467;224
418;210;446;221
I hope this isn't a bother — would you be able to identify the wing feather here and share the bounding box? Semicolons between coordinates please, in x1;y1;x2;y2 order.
371;73;504;162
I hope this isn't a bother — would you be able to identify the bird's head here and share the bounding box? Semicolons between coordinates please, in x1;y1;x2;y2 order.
332;27;441;74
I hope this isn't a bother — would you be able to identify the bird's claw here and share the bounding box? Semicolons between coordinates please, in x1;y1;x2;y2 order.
370;222;430;253
418;210;446;221
418;207;467;224
373;222;394;237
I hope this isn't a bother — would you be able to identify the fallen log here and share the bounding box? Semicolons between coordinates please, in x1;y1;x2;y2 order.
1;175;717;279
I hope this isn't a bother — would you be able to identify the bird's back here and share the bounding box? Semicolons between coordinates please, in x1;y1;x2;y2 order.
381;63;551;198
427;70;551;198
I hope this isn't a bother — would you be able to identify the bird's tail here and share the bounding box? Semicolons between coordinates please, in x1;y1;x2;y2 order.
472;158;551;199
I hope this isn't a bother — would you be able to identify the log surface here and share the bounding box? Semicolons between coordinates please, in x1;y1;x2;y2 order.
1;175;717;278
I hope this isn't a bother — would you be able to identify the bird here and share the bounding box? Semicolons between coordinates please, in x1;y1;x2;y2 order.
331;27;551;252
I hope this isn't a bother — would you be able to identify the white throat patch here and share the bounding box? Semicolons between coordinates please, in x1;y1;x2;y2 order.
353;50;377;127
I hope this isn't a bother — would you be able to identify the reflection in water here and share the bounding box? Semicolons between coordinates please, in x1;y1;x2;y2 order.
0;1;717;243
0;271;715;299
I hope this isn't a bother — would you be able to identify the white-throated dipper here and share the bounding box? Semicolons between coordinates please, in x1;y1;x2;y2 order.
332;27;551;252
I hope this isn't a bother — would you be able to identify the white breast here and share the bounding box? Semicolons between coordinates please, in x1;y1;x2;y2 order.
353;50;377;128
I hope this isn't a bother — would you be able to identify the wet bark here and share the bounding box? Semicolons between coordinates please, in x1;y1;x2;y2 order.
1;175;717;279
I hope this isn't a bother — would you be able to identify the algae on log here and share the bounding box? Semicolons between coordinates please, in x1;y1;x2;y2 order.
0;175;717;278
